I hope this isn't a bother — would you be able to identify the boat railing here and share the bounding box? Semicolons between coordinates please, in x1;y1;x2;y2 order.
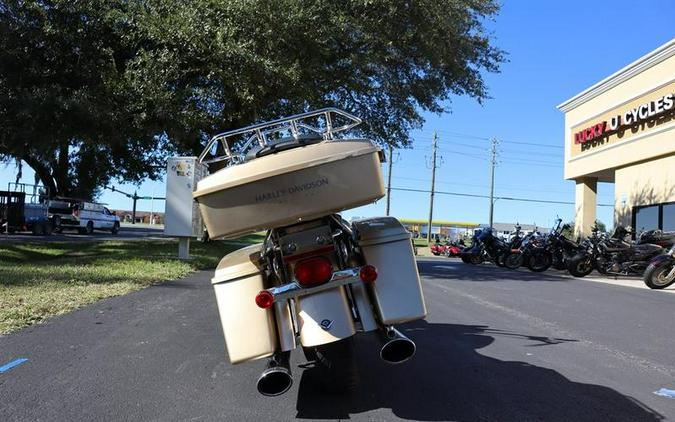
198;108;362;167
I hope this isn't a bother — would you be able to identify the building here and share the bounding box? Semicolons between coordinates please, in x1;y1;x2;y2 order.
398;218;479;240
485;223;550;238
558;39;675;237
112;210;164;225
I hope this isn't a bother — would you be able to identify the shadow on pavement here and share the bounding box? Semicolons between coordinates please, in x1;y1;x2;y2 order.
295;320;663;421
418;259;575;283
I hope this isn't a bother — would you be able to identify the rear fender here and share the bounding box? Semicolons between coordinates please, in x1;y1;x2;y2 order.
296;287;356;348
649;254;674;267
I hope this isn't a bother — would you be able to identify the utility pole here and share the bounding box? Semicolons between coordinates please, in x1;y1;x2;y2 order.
427;132;438;244
385;145;394;216
132;190;138;224
488;137;498;228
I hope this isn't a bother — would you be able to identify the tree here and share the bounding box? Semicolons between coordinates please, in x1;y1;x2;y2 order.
0;0;505;199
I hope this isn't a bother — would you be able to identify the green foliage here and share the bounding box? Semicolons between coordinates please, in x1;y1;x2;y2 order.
561;221;575;239
594;219;607;233
0;0;504;198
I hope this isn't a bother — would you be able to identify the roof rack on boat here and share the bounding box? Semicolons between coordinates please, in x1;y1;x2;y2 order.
198;108;362;167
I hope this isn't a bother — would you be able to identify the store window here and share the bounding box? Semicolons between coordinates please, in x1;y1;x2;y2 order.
633;202;675;234
663;204;675;231
634;205;659;233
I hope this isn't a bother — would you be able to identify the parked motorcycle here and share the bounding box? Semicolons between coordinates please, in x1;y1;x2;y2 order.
503;231;551;272
544;219;583;271
193;109;427;396
444;242;463;258
459;228;509;266
567;226;663;278
430;240;449;256
643;243;675;289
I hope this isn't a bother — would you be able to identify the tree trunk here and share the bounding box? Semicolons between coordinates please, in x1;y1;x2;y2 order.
21;155;58;197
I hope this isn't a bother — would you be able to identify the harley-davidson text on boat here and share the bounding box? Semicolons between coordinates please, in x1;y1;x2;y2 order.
193;109;427;396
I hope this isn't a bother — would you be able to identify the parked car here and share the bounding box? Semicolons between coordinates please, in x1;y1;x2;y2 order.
51;198;120;234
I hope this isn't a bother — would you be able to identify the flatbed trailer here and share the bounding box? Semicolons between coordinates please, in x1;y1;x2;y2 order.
0;184;52;235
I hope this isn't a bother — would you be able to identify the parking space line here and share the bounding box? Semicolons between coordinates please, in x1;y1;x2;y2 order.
0;358;28;373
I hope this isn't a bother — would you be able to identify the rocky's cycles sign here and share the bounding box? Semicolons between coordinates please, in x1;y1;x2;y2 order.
574;93;674;150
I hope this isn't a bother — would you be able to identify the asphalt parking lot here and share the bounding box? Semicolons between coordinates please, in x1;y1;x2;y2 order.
1;257;675;421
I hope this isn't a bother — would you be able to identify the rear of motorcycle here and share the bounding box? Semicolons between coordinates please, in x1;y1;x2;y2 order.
210;216;426;396
194;109;427;396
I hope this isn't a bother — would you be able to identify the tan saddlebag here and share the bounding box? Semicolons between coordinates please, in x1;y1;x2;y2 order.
211;244;277;364
353;217;427;325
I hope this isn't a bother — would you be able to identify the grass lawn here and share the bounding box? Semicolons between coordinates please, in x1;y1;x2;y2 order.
0;235;265;335
413;238;429;248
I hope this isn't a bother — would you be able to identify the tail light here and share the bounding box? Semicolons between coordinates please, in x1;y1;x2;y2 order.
294;256;333;287
255;290;274;309
359;265;378;283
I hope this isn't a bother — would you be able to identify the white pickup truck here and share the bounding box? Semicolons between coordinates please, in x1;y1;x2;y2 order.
50;199;120;234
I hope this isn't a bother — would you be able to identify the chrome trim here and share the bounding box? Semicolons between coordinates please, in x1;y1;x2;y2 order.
198;108;362;166
265;267;363;302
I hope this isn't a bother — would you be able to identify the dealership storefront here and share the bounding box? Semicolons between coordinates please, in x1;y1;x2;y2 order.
558;39;675;237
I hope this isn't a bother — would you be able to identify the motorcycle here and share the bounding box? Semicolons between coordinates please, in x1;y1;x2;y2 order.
459;228;509;266
503;231;551;272
545;219;582;271
193;109;427;396
430;240;450;256
643;243;675;289
444;242;463;258
567;226;664;278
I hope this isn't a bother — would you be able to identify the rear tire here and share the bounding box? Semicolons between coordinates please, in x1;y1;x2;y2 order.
85;221;94;235
527;251;552;272
52;215;62;233
470;254;484;265
568;254;594;277
643;262;675;289
504;252;523;270
32;223;44;236
303;337;359;394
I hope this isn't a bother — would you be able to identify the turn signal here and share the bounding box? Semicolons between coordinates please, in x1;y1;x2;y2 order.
359;265;378;283
255;290;274;309
294;256;333;287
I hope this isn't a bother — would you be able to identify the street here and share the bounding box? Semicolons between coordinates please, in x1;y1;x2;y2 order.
1;257;675;421
0;224;165;243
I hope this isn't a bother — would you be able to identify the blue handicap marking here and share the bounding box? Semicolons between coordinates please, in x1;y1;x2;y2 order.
0;358;28;374
654;388;675;399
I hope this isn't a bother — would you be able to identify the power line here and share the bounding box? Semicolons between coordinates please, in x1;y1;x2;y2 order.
386;175;615;198
427;130;565;150
389;186;614;207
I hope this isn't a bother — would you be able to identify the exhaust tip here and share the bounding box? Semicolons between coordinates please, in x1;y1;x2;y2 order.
257;367;293;397
380;337;416;364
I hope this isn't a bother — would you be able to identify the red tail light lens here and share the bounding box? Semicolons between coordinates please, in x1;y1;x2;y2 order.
359;265;378;283
255;290;274;309
294;256;333;287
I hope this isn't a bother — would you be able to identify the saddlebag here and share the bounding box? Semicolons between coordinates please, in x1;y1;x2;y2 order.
211;244;278;364
353;217;427;325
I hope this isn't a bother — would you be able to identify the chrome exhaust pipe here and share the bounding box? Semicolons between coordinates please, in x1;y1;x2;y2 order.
379;326;416;364
256;352;293;396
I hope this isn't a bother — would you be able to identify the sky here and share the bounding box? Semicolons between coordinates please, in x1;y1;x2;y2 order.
2;0;674;229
